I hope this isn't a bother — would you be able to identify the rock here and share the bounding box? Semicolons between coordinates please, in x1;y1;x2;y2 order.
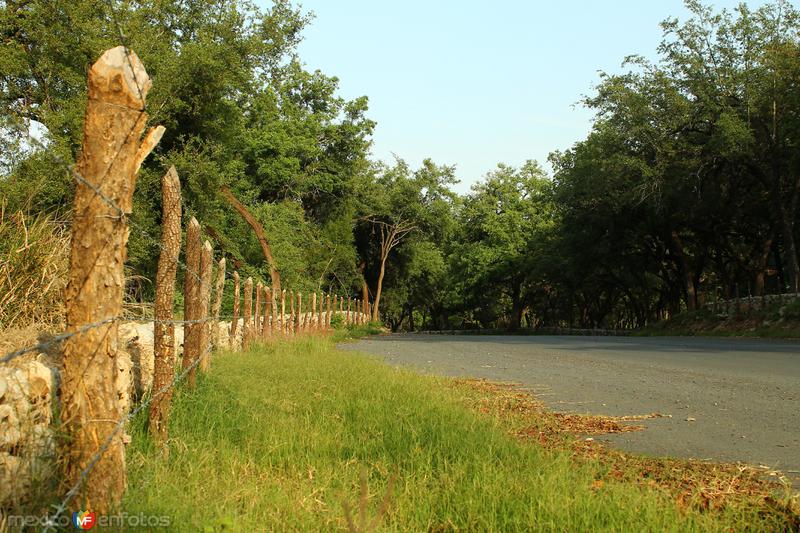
120;322;155;398
0;404;21;449
686;417;696;422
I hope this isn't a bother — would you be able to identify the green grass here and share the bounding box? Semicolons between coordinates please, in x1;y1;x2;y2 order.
123;332;790;531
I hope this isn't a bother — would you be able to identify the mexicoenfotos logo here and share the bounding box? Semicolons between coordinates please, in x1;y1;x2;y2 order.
72;510;97;530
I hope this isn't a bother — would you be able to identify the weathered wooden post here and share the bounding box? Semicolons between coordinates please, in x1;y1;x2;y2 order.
243;277;253;349
311;292;318;332
326;293;332;329
289;290;296;335
61;46;163;511
271;286;278;336
280;289;287;334
296;292;303;333
263;287;272;337
211;257;225;349
254;281;262;341
230;271;240;340
198;241;213;371
149;166;181;443
182;217;202;387
347;298;352;325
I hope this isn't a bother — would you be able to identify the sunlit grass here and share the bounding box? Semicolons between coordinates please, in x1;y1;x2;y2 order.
124;331;791;531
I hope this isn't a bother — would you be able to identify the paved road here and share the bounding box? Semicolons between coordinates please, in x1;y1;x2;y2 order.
341;335;800;475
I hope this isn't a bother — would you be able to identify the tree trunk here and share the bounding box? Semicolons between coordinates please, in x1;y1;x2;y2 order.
372;255;387;322
670;231;697;311
150;166;181;444
61;46;163;512
220;186;281;292
754;234;774;297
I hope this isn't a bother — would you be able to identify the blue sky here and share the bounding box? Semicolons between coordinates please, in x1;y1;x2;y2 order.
266;1;770;192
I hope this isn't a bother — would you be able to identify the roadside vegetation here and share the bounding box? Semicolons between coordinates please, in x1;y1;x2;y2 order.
638;300;800;338
124;336;798;532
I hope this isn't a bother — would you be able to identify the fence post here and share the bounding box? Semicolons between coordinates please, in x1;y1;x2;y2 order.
182;217;202;387
311;292;318;332
149;166;181;443
280;289;287;334
243;277;253;349
289;290;296;335
61;46;163;511
325;293;331;329
230;271;240;340
255;282;262;341
263;287;272;337
211;257;225;349
297;292;303;333
198;241;213;371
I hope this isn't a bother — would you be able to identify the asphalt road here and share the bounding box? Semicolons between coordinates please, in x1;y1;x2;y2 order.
341;334;800;475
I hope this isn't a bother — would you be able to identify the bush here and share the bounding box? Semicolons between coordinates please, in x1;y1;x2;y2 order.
0;209;69;328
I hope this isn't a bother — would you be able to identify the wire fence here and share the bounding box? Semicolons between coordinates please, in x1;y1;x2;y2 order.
0;1;371;519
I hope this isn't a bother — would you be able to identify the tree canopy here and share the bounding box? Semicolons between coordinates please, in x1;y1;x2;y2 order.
2;0;799;331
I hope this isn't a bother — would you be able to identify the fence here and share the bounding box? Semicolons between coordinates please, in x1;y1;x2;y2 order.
0;45;369;522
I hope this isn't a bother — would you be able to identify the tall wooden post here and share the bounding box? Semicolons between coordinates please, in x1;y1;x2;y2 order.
211;257;226;349
149;166;181;443
230;271;240;340
289;290;296;335
280;289;287;334
326;293;332;329
243;277;253;349
347;298;352;325
198;241;213;371
182;218;202;387
311;292;318;332
264;287;272;337
296;292;303;332
61;46;163;511
254;282;262;341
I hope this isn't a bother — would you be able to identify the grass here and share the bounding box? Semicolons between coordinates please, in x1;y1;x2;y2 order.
123;329;797;532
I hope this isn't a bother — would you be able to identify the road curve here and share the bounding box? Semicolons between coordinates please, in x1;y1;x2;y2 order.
341;334;800;475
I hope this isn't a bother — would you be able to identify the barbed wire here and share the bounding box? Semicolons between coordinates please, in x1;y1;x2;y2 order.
0;314;238;366
43;341;213;531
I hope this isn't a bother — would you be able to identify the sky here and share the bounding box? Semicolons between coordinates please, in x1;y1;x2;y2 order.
262;0;772;193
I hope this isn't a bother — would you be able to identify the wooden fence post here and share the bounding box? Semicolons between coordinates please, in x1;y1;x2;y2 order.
211;257;225;349
281;289;287;334
61;46;163;511
289;290;296;335
326;293;332;329
198;241;213;372
149;166;181;443
255;282;262;341
311;292;318;332
243;277;253;349
263;287;272;337
296;292;303;332
182;217;202;387
230;271;240;340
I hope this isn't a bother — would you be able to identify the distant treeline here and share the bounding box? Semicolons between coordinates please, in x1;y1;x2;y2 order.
1;0;798;331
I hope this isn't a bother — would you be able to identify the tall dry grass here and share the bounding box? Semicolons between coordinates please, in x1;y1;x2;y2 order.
0;205;69;329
